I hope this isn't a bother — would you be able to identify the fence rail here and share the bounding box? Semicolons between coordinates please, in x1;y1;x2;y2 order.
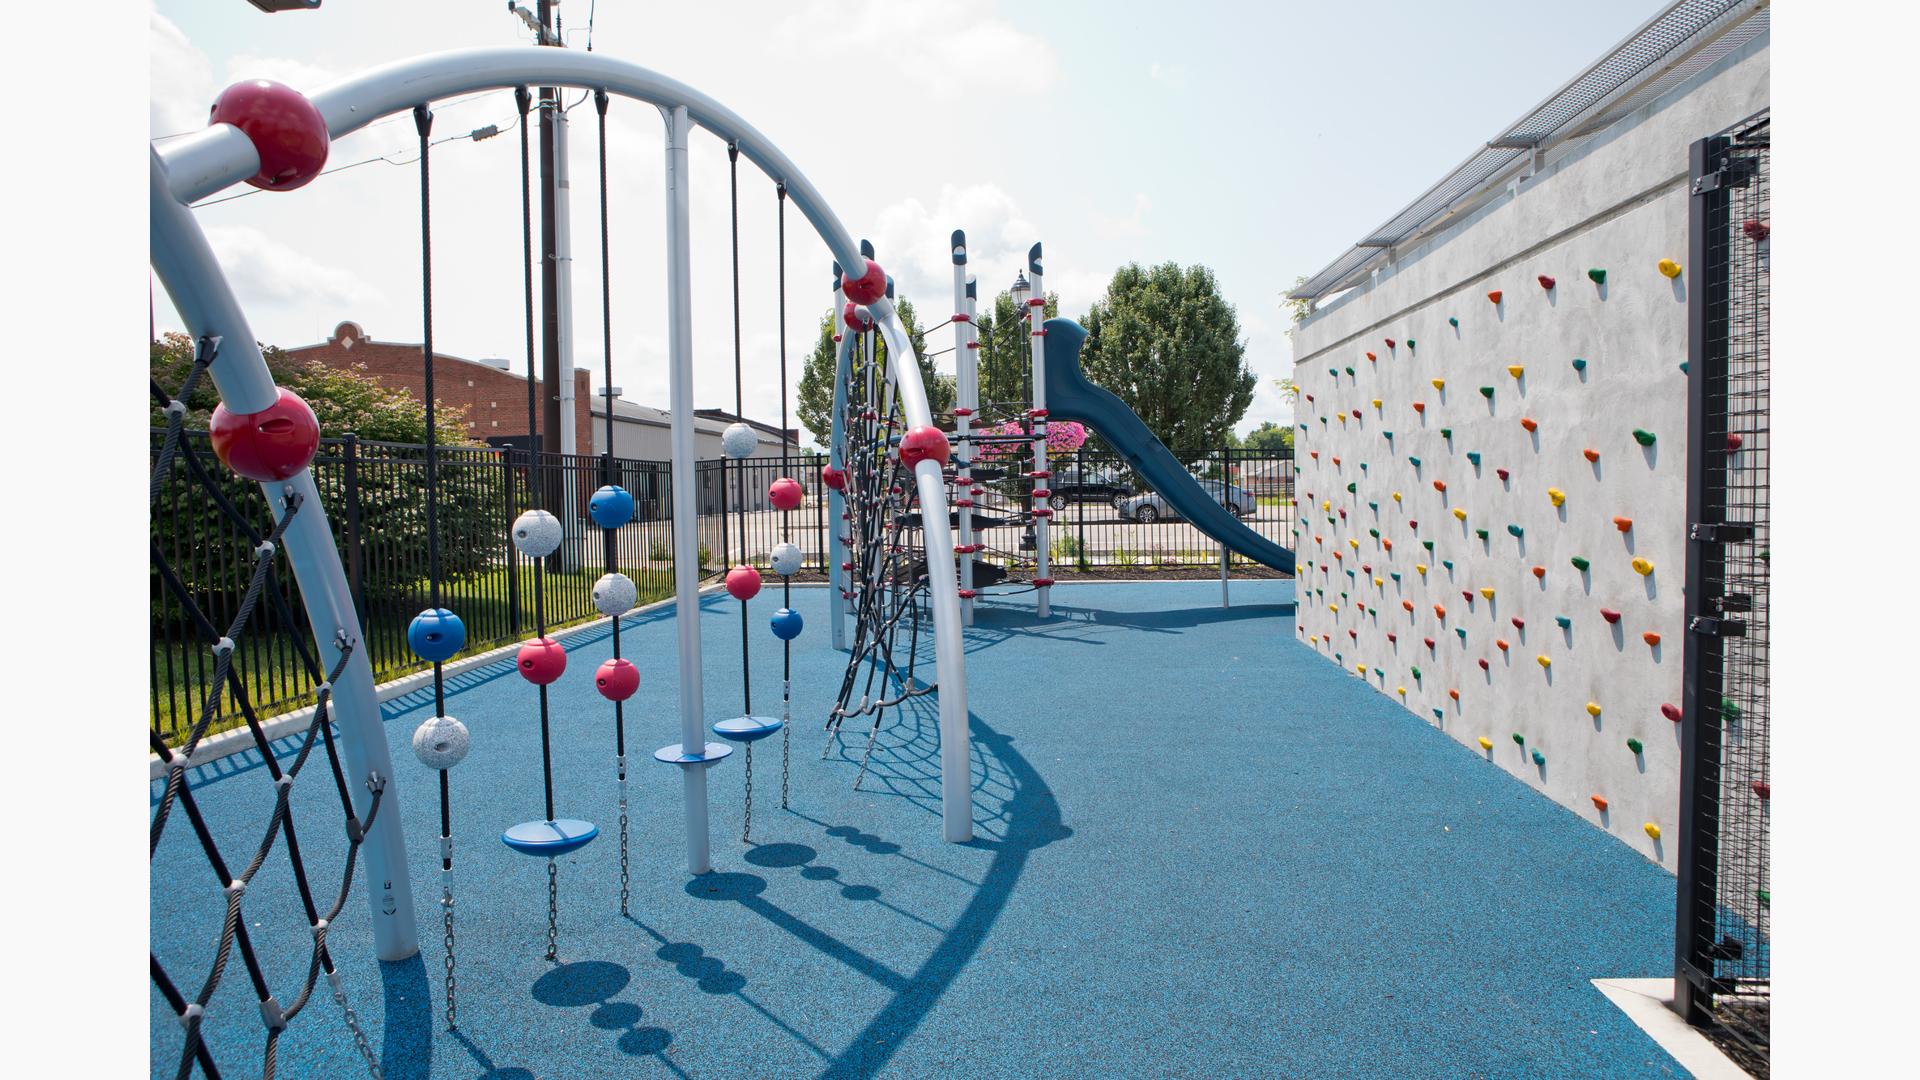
152;434;1294;741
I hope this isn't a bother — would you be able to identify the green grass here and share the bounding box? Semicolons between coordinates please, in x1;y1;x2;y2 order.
153;565;673;748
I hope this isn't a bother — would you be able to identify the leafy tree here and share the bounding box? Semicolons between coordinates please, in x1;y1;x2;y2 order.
795;298;953;446
971;289;1058;414
1241;419;1293;451
1080;262;1255;456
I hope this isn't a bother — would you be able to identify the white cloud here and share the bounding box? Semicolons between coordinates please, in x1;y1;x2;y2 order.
772;1;1058;103
1090;193;1152;240
1149;62;1187;89
149;5;213;139
204;225;382;313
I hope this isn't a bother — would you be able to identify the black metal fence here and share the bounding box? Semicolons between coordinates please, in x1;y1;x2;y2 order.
152;435;1294;741
1676;109;1769;1070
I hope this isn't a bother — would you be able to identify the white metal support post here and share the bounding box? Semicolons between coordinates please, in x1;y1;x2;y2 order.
1027;242;1051;618
150;149;419;961
828;267;849;651
951;232;976;626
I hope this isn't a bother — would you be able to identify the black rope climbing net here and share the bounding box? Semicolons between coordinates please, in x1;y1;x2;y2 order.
824;314;938;788
149;336;385;1080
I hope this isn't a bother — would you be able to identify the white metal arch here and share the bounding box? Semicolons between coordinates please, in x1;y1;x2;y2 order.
150;47;971;964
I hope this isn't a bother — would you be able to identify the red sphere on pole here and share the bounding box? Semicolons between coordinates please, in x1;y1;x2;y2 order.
768;476;803;511
208;386;322;481
595;658;640;701
841;260;888;305
725;565;762;601
516;636;567;685
208;80;331;191
842;301;872;331
820;464;847;491
899;426;951;468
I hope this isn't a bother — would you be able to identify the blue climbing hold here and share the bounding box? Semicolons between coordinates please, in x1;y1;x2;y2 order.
407;607;465;663
771;607;804;640
588;484;635;529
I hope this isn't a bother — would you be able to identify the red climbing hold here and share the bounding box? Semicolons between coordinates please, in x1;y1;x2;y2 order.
1531;566;1546;579
1478;658;1490;671
1366;351;1377;362
1537;274;1556;291
768;476;804;511
1511;617;1525;630
1743;219;1770;242
1447;689;1460;701
1424;637;1436;649
1727;434;1744;451
1487;290;1503;305
1751;780;1770;800
1433;480;1447;492
1661;703;1683;722
726;565;763;601
1496;468;1510;481
1402;600;1414;612
1600;608;1622;624
1385;338;1396;349
516;636;567;685
1413;402;1426;414
595;658;640;702
1032;578;1056;587
1584;448;1600;463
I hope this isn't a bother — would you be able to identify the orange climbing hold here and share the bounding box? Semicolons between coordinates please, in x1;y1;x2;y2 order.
1531;566;1546;579
1487;290;1503;305
1643;631;1662;647
1366;351;1377;361
1591;795;1609;812
1433;480;1447;492
1584;448;1600;463
1614;516;1633;532
1520;417;1538;432
1413;402;1426;413
1448;689;1460;701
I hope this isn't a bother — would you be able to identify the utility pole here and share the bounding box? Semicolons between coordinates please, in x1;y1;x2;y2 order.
536;2;564;469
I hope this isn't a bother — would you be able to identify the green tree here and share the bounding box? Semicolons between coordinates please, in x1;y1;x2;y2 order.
971;289;1058;414
1080;262;1255;455
1242;419;1293;451
795;298;953;446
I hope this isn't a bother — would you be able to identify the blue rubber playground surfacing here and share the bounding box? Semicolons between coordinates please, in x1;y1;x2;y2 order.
151;580;1688;1078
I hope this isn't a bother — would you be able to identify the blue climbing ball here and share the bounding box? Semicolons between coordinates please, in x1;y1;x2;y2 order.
407;607;465;663
770;607;804;641
588;484;634;529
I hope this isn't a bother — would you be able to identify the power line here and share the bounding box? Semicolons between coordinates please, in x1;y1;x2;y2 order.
190;112;521;209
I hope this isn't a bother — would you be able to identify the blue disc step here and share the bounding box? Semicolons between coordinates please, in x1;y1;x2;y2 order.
501;818;599;856
713;715;785;744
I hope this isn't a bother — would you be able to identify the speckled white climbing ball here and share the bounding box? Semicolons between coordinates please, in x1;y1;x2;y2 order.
593;572;638;617
411;715;471;770
511;509;562;556
721;422;757;460
770;542;802;577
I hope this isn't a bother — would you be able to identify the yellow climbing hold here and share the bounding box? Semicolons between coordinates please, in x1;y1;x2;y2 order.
1322;500;1331;511
1336;413;1347;424
1644;822;1662;840
1477;737;1493;751
1392;492;1402;503
1329;604;1340;613
1373;577;1384;588
1507;365;1524;379
1548;487;1566;507
1586;702;1602;717
1537;654;1551;668
1416;563;1428;576
1348;538;1360;550
1372;398;1383;408
1397;686;1407;697
1658;258;1682;279
1356;664;1368;674
1479;587;1495;600
1452;508;1468;521
1432;378;1446;391
1632;557;1655;576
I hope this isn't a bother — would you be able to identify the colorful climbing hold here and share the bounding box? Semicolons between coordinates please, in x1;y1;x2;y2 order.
1507;364;1524;379
1643;822;1662;840
1479;386;1495;399
1433;480;1447;492
1449;317;1460;328
1452;508;1467;521
1537;274;1556;291
1475;528;1489;540
1613;516;1633;532
1520;417;1538;433
1511;732;1525;745
1585;702;1602;717
1536;654;1551;669
1487;290;1503;305
1587;268;1606;285
1548;488;1566;507
1432;378;1446;391
1507;524;1524;538
1495;468;1510;481
1632;429;1656;446
1599;608;1622;623
1554;616;1571;629
1658;258;1682;279
1627;738;1644;754
1583;448;1599;463
1440;428;1452;439
1643;631;1662;647
1413;402;1426;414
1467;451;1482;466
1534;566;1548;580
1532;749;1546;765
1478;737;1493;751
1591;795;1609;811
1572;358;1588;371
1631;557;1654;576
1571;556;1591;572
1661;703;1682;723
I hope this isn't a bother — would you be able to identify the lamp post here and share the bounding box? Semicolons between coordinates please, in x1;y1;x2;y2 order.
1010;271;1031;408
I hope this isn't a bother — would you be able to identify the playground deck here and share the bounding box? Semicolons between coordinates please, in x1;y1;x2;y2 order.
150;580;1687;1078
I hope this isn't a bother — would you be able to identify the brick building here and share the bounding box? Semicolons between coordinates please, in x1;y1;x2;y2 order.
286;321;593;456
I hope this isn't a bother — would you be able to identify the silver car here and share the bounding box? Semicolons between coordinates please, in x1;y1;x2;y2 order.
1120;479;1254;523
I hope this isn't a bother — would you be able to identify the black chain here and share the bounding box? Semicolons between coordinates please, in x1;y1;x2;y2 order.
782;687;791;809
545;859;559;962
742;745;754;843
617;758;630;916
441;866;457;1029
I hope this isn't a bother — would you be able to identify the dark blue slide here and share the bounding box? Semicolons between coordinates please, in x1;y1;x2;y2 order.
1042;318;1296;575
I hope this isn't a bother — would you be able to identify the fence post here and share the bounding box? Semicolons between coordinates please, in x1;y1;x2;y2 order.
505;446;522;635
341;432;368;631
1075;447;1087;572
1220;446;1230;607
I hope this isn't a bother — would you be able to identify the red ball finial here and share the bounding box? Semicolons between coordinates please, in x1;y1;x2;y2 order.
595;658;639;701
820;464;846;491
209;80;330;191
899;426;951;468
725;565;762;601
841;260;887;305
768;477;803;511
516;636;567;685
208;386;321;481
842;301;872;331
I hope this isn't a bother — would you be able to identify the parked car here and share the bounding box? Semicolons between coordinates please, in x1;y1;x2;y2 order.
1119;479;1254;523
1043;464;1134;510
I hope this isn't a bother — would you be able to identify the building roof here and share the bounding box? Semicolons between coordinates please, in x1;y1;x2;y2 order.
588;398;796;443
1289;0;1769;305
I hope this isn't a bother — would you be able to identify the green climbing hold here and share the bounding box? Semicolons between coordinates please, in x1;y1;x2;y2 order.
1512;733;1526;745
1383;431;1394;440
1345;366;1355;376
1390;572;1401;582
1440;428;1452;439
1448;317;1459;328
1632;429;1657;446
1554;616;1571;629
1407;340;1416;352
1572;358;1587;371
1721;699;1742;722
1422;541;1435;552
1368;501;1379;511
1627;738;1644;754
1455;627;1467;640
1531;749;1546;766
1475;528;1489;540
1467;451;1482;466
1411;666;1422;679
1369;528;1380;538
1571;556;1591;571
1479;386;1495;398
1506;524;1524;538
1679;361;1689;374
1442;560;1454;571
1346;482;1357;493
1409;456;1421;467
1757;889;1769;906
1587;268;1606;285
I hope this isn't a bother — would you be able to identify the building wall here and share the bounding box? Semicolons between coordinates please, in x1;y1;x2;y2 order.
1288;37;1766;865
288;321;593;456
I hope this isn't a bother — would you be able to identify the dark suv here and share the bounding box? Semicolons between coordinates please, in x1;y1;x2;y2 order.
1043;464;1133;510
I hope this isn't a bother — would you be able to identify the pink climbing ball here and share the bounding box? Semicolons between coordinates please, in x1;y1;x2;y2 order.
820;464;847;492
515;636;567;685
208;80;330;191
841;259;888;305
594;658;640;702
725;565;762;601
208;387;321;481
899;425;952;468
768;476;804;511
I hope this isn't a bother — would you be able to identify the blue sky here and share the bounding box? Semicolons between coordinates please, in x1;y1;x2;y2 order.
151;0;1659;444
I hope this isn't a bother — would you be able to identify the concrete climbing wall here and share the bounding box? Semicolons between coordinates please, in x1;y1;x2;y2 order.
1289;36;1767;865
